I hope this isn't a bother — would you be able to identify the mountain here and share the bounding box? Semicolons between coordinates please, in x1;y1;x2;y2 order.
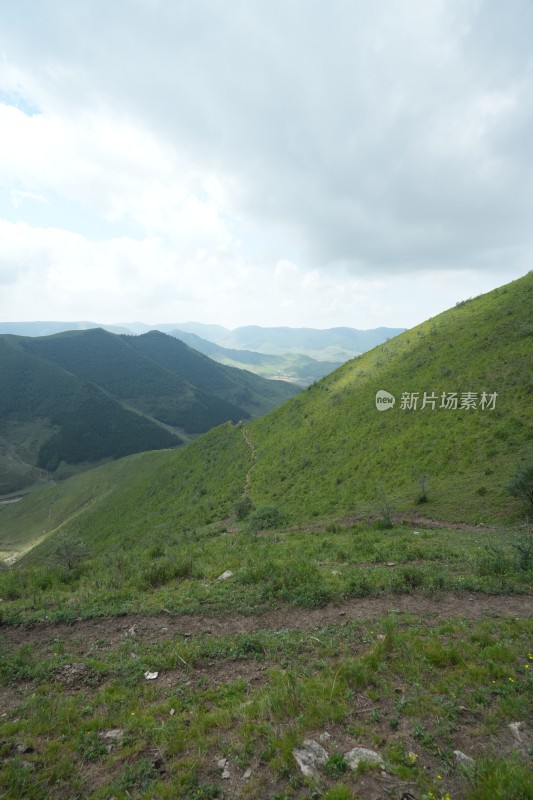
2;272;531;562
0;321;132;336
0;334;180;494
168;330;343;385
0;329;297;495
173;323;406;361
0;321;406;365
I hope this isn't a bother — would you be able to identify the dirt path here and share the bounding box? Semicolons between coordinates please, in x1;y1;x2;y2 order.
2;593;533;654
241;425;257;496
337;512;514;534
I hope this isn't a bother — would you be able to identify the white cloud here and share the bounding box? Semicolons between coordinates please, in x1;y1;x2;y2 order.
0;0;531;327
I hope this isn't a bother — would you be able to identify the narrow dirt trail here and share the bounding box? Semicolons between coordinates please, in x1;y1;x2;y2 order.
2;593;533;654
241;425;257;496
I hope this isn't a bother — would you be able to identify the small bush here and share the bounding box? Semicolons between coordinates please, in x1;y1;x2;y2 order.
324;754;348;777
235;496;253;520
507;456;533;510
511;525;533;571
49;536;88;571
142;556;193;588
248;505;283;534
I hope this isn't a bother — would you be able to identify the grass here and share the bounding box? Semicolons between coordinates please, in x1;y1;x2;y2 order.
1;521;532;624
1;614;531;798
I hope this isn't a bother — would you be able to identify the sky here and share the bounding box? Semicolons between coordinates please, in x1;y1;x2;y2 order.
0;0;532;330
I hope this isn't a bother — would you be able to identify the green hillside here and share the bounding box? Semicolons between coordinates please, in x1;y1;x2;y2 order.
248;274;533;524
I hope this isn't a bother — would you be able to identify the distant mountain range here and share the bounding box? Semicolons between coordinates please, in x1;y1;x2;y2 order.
0;329;297;495
0;322;405;384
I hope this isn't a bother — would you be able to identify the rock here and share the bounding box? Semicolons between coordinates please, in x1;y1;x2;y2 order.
144;670;159;680
345;747;385;771
99;729;124;751
169;708;175;716
319;732;331;742
217;570;234;581
509;721;527;743
217;757;230;778
293;739;328;777
16;743;34;754
453;749;475;769
54;663;90;686
242;768;252;780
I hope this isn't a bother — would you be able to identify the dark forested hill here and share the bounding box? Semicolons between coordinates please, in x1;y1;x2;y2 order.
0;329;297;494
0;336;180;493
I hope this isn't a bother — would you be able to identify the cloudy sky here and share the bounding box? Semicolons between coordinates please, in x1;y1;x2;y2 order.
0;0;531;330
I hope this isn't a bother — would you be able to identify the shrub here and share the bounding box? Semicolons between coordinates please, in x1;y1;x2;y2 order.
324;754;348;777
142;556;193;588
415;473;429;504
49;536;88;571
511;523;533;571
248;505;283;534
507;456;533;510
235;495;253;520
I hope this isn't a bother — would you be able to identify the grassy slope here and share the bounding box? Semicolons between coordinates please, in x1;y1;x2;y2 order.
250;273;533;524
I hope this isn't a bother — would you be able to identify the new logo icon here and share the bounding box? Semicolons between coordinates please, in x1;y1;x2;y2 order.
375;390;396;411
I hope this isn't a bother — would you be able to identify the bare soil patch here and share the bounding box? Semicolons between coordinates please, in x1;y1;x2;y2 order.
2;593;532;654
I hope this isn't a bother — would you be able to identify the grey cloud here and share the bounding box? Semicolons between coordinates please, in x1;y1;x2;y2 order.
1;0;533;276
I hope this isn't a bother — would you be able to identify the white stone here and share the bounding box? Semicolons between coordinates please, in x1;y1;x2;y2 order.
345;747;385;771
509;721;527;743
217;570;234;581
99;729;124;743
453;750;475;768
144;670;159;680
293;739;328;777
